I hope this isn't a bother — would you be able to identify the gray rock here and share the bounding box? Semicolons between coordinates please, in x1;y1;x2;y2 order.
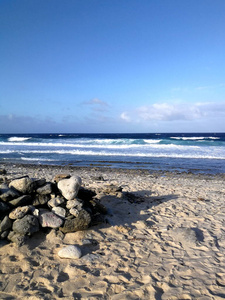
12;215;39;236
32;178;46;189
66;199;83;210
9;206;30;220
38;210;64;228
9;195;32;207
69;208;80;217
9;176;34;194
57;176;82;200
36;183;53;195
48;196;65;208
52;207;66;219
58;245;82;259
0;201;10;213
1;230;10;239
32;194;50;206
0;184;20;202
60;209;91;233
0;216;13;232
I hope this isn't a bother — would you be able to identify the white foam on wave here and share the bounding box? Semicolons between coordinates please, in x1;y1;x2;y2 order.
15;149;225;160
21;157;56;161
144;139;162;144
171;136;220;140
8;137;31;142
0;141;162;149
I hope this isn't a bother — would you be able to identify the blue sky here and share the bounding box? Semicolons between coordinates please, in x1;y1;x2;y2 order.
0;0;225;133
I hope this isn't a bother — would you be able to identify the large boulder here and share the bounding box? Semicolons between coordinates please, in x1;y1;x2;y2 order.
57;176;82;200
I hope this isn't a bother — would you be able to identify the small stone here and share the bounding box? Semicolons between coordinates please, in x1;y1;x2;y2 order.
53;174;70;183
36;183;53;195
52;207;66;219
69;208;80;217
9;206;30;220
66;199;83;210
38;210;64;228
12;215;39;236
0;216;13;232
57;176;82;200
58;245;82;259
1;230;10;239
9;176;34;194
48;196;65;207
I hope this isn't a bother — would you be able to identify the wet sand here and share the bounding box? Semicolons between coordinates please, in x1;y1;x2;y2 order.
0;163;225;299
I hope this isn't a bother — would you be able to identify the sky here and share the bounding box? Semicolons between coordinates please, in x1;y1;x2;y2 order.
0;0;225;133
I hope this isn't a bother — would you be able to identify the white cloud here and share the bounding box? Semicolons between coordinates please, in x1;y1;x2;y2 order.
120;112;131;122
120;101;225;123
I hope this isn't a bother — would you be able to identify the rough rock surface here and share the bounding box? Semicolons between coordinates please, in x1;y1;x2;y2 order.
9;206;30;220
38;210;64;228
57;176;82;200
60;209;91;233
0;171;121;245
9;176;34;194
12;215;39;235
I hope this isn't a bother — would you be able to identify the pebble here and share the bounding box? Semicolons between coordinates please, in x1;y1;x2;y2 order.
48;196;65;207
66;199;83;210
52;207;66;219
58;245;82;259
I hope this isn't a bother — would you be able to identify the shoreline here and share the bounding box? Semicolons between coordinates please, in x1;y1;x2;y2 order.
1;161;225;180
1;161;225;299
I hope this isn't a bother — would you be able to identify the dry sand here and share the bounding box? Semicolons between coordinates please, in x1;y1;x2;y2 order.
0;163;225;299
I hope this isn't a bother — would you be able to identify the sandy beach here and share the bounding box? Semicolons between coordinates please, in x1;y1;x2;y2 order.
0;163;225;299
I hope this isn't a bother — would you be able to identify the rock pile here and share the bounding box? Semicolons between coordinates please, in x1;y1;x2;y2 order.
0;172;108;245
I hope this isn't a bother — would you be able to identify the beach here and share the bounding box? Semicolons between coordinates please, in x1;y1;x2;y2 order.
0;163;225;299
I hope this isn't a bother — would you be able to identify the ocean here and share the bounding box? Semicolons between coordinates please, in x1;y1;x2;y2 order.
0;133;225;174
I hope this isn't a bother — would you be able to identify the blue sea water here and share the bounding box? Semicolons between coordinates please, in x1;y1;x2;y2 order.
0;133;225;174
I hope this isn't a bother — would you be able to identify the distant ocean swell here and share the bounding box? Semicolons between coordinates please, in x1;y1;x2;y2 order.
0;133;225;174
